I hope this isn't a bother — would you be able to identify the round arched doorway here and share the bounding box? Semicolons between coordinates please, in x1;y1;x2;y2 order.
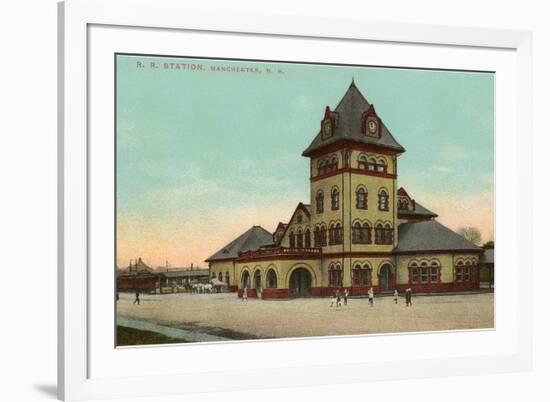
241;271;250;289
289;267;312;297
379;264;393;292
253;270;262;291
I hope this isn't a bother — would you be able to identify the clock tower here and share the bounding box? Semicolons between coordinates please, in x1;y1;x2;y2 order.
302;80;406;288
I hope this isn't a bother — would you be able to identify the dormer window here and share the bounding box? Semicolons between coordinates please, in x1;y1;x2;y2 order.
321;119;332;139
362;105;381;138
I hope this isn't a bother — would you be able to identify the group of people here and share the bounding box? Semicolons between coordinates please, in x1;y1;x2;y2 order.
330;288;413;307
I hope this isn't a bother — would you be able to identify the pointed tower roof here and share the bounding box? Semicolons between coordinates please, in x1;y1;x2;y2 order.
205;225;273;262
302;81;405;156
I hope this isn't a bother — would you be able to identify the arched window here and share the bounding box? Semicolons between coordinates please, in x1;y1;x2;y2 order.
363;223;372;244
314;226;321;247
218;272;223;282
297;230;303;249
335;223;343;244
352;264;372;287
378;190;389;211
455;261;464;282
266;269;277;289
330;156;338;172
353;264;361;286
225;272;230;286
316;191;324;213
317;160;326;176
375;224;384;244
363;264;372;286
358;155;368;170
331;188;340;210
305;229;311;248
377;158;387;173
289;231;295;248
352;222;361;243
384;223;393;244
367;157;377;172
356;187;367;209
420;261;429;283
410;262;419;284
430;261;439;283
320;225;327;246
212;273;216;279
297;213;303;223
329;224;335;245
329;264;343;287
241;271;250;288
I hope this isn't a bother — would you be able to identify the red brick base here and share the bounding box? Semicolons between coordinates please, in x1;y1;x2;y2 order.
237;288;258;298
239;281;479;299
262;288;290;298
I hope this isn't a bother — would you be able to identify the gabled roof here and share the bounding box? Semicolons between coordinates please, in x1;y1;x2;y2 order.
398;201;438;218
397;187;411;197
275;202;311;245
396;220;482;253
302;81;405;156
205;225;274;262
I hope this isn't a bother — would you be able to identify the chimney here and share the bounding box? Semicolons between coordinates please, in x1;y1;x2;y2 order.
191;263;194;269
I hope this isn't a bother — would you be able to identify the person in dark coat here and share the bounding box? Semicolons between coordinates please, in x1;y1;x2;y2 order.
133;291;140;305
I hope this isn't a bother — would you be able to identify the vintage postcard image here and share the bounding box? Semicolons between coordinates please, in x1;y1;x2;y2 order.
115;55;494;346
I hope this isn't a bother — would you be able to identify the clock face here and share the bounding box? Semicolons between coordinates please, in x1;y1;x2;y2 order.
368;120;377;133
323;120;331;135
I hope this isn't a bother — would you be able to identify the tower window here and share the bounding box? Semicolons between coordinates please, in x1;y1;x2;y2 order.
316;191;324;213
305;229;311;248
289;231;295;248
358;155;368;170
331;188;340;210
356;187;367;209
377;159;387;173
378;190;389;211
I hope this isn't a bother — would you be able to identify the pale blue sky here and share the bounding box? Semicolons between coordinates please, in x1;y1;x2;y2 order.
116;55;494;267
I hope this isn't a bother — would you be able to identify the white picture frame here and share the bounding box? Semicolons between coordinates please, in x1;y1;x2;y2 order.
58;0;533;400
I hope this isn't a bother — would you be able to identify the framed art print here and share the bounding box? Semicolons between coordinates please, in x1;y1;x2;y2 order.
58;0;533;400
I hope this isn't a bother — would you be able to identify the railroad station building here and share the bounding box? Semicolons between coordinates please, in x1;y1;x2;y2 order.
206;81;483;298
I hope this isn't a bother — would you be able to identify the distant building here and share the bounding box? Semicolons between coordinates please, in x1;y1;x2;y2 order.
116;259;210;293
157;266;210;288
206;82;483;298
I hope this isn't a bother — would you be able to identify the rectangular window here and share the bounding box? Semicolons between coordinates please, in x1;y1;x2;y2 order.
431;268;438;283
412;268;419;284
421;267;428;283
456;267;463;282
364;271;371;286
353;271;360;286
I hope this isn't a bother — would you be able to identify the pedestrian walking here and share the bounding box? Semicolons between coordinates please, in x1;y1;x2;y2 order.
336;290;342;308
330;292;336;307
343;289;349;306
393;289;398;304
405;288;412;306
133;291;140;305
368;287;374;306
242;286;248;302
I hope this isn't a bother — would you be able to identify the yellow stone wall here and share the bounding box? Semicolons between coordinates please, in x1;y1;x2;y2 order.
208;260;235;285
395;253;480;284
235;260;321;289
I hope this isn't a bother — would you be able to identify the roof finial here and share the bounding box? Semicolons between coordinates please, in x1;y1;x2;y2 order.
351;77;355;85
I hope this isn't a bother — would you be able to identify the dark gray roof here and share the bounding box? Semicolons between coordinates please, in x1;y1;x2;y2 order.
396;220;482;253
302;81;405;156
398;201;438;218
480;248;494;264
206;225;274;262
